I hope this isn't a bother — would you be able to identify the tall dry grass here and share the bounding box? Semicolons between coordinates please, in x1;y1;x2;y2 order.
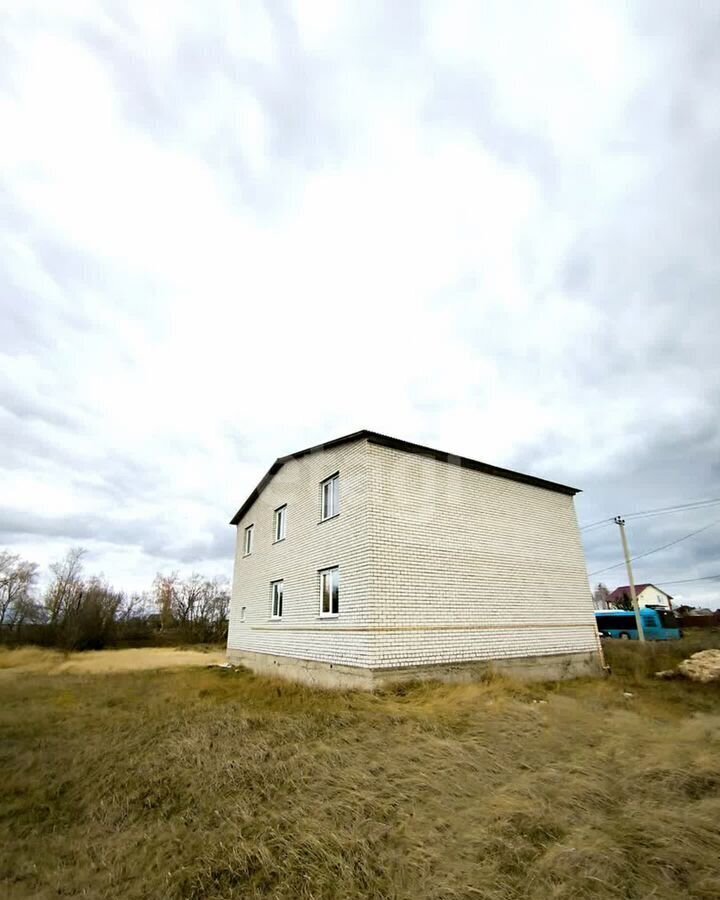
1;634;719;899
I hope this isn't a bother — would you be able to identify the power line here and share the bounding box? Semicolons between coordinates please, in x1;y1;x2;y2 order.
580;496;720;531
625;497;720;521
655;574;720;587
588;516;720;576
580;517;614;532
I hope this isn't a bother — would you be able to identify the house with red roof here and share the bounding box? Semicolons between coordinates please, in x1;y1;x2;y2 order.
607;583;673;610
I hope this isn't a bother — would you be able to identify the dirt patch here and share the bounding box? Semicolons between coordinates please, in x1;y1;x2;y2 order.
0;646;225;676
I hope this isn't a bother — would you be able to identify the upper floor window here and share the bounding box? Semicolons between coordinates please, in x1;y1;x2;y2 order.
274;505;287;542
243;524;254;555
271;580;284;619
320;566;339;617
321;473;339;520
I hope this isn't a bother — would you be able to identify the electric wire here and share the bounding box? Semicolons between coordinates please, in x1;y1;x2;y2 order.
588;516;720;577
580;496;720;531
655;574;720;587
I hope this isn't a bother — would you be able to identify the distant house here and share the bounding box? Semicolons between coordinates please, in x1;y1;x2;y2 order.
227;430;603;689
607;583;673;610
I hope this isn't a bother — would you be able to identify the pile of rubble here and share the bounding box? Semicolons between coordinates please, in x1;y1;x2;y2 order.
656;648;720;683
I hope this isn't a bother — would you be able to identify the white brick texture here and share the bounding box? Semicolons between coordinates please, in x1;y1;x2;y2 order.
228;437;599;671
227;440;373;667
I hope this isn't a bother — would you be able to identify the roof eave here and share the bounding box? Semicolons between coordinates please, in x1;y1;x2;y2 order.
229;430;370;525
229;429;580;525
364;432;580;496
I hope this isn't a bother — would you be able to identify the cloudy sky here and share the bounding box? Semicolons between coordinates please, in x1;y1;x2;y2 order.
2;1;719;606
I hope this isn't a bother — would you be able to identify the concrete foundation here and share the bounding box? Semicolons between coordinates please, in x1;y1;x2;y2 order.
226;648;604;690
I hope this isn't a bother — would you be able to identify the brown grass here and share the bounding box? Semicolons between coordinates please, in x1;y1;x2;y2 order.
1;635;720;899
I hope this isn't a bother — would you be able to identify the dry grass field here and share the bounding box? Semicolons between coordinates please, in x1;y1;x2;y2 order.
2;634;720;900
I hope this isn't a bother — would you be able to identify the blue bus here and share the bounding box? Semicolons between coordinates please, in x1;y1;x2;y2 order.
594;607;682;641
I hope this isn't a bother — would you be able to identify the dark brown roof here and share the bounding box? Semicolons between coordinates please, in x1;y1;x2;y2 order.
229;429;580;525
607;584;674;603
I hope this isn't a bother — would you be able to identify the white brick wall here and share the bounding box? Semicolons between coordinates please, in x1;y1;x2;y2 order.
228;436;599;671
366;441;598;667
227;440;374;666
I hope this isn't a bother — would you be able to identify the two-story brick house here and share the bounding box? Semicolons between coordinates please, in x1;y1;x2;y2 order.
227;430;603;688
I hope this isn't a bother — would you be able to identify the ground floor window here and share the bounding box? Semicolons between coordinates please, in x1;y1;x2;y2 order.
271;580;283;619
319;567;339;616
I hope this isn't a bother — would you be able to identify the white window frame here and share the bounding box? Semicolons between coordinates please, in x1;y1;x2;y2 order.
271;580;284;619
243;524;254;556
273;505;287;542
319;567;339;617
320;473;340;521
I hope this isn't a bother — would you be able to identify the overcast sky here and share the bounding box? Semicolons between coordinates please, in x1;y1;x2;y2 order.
2;1;719;607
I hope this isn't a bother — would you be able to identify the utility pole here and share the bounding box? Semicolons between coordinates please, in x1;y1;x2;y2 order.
614;516;645;642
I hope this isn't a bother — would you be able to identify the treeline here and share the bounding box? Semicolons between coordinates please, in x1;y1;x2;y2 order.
0;547;229;650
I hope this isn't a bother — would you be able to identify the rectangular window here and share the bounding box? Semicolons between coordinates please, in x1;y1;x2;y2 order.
319;567;339;616
271;580;284;619
244;524;254;555
274;505;287;542
321;474;339;520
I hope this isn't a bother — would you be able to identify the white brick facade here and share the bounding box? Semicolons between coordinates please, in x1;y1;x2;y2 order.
227;433;601;681
228;440;374;668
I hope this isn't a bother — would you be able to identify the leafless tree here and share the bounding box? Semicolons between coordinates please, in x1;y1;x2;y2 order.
190;576;230;641
1;544;228;648
44;547;85;627
153;572;230;641
592;583;610;610
153;573;179;630
118;591;152;623
0;551;39;628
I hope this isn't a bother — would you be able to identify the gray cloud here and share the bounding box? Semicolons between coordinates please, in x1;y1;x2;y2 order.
574;415;720;595
424;68;559;185
71;2;351;215
0;505;234;566
0;383;78;431
1;1;719;604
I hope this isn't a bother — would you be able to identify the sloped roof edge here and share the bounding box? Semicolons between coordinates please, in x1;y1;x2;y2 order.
607;584;674;602
229;429;580;525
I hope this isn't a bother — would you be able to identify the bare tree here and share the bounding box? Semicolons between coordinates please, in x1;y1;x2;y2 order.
189;576;230;642
65;576;124;650
1;544;228;649
118;591;152;623
592;583;610;610
44;547;85;628
0;551;39;628
153;572;230;642
153;573;179;630
612;591;633;611
41;549;119;649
